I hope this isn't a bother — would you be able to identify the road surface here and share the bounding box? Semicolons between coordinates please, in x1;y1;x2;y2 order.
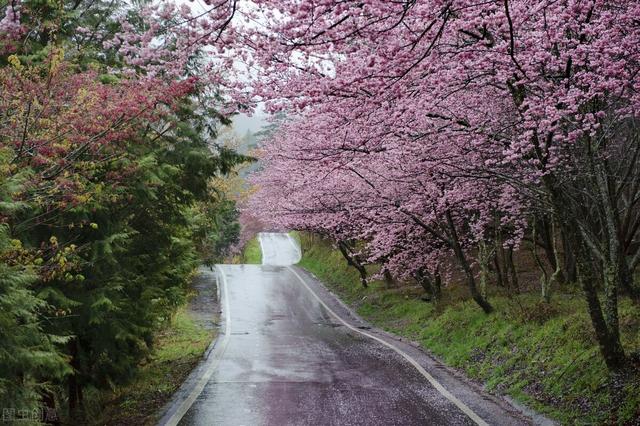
160;232;531;426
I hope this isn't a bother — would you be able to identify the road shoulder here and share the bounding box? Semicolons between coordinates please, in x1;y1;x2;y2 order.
289;265;555;426
156;267;222;426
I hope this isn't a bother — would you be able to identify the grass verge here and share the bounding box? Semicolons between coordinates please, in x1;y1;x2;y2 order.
296;232;640;425
93;307;214;425
241;236;262;264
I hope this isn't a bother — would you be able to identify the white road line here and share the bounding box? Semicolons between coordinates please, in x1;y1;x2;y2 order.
162;266;232;426
285;233;302;263
258;233;267;265
286;266;489;426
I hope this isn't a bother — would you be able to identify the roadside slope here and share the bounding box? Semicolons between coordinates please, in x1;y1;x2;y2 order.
96;268;217;425
293;232;640;424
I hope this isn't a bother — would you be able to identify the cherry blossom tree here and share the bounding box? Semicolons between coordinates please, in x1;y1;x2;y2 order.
243;0;640;371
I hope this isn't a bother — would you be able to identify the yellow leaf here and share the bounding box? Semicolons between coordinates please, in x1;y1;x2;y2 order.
8;55;22;71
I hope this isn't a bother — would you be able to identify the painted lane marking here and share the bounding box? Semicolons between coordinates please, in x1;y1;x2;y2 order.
260;232;300;266
258;232;267;265
286;266;488;426
162;266;232;426
285;233;302;263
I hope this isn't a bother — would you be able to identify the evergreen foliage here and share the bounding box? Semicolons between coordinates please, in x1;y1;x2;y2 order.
0;149;70;414
0;0;246;419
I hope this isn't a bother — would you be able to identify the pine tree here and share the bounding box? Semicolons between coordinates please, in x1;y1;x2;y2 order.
0;149;69;416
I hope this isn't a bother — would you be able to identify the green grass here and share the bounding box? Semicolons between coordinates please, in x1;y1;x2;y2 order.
289;230;301;247
92;307;214;425
296;232;640;425
241;236;262;264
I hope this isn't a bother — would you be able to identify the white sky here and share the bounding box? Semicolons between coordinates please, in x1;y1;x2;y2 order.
172;0;268;136
232;110;267;134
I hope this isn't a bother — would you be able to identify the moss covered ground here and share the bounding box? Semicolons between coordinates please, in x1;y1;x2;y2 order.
91;307;214;425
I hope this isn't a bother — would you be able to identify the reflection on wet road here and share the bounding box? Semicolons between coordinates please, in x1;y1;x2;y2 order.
258;232;301;266
169;233;504;426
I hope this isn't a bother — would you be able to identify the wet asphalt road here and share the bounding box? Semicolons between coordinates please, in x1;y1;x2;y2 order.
169;233;524;426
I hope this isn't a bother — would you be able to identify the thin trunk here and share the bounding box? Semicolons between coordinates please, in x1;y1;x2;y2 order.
445;211;493;313
543;217;567;284
337;241;368;288
493;227;507;288
618;256;640;302
478;239;492;300
506;247;519;293
499;240;510;289
416;272;431;294
540;140;626;372
41;389;60;425
562;229;578;282
433;269;442;300
532;220;551;302
78;382;84;414
595;165;623;352
548;218;564;301
538;217;563;282
415;269;442;301
383;270;395;289
576;244;627;371
68;340;79;419
493;251;505;288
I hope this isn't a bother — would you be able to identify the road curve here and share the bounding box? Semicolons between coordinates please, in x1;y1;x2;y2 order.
258;232;301;265
160;233;531;426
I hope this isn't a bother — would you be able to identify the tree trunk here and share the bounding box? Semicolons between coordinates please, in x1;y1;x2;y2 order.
416;272;431;294
595;164;626;367
383;270;395;289
540;226;556;271
433;270;442;299
493;251;505;288
415;269;442;301
505;247;519;293
562;230;578;283
576;245;627;371
618;256;640;302
41;389;60;425
445;211;493;313
68;340;79;419
77;382;84;414
337;241;368;288
548;218;564;302
540;148;627;372
478;239;492;300
532;220;551;302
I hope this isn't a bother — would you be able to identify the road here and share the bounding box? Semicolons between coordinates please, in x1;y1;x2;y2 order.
159;232;532;426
